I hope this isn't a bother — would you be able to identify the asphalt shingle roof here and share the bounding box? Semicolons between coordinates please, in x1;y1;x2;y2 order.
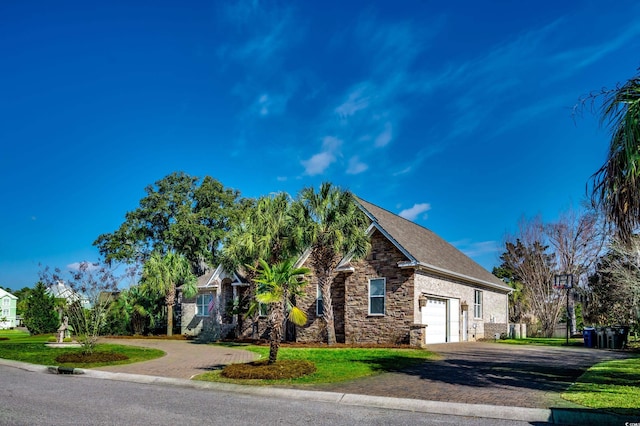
356;197;509;291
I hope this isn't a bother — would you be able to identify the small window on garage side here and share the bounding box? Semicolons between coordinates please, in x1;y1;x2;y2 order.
369;278;386;315
316;284;324;316
474;290;483;318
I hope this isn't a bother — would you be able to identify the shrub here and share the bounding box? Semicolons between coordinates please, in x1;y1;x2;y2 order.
47;336;57;342
222;360;316;380
63;337;72;343
23;282;59;335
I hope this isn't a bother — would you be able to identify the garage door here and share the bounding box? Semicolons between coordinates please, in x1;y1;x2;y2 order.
423;298;447;344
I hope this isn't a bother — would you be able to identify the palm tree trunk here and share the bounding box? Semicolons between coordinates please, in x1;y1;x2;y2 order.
166;303;173;336
319;274;336;345
268;302;284;364
165;285;175;336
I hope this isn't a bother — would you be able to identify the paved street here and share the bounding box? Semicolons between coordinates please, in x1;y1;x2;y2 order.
0;365;533;426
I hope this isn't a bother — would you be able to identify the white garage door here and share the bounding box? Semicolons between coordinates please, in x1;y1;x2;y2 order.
423;298;447;344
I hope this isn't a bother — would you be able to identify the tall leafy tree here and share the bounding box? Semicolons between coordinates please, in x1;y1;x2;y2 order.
299;183;370;345
22;282;58;335
140;251;197;336
588;72;640;243
254;259;309;364
94;172;243;273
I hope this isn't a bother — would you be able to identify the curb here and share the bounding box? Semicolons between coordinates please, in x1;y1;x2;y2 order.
2;358;638;425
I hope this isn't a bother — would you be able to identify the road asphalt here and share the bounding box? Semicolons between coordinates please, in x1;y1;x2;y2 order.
1;338;637;425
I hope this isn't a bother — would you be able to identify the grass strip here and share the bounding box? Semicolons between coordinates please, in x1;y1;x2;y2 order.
561;357;640;416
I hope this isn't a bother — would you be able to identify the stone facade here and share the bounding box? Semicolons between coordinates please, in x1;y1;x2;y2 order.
297;229;415;345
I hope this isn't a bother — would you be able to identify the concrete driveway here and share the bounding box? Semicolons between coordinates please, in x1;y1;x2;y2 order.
312;342;631;409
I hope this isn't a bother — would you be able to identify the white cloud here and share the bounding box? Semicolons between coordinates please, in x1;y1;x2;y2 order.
346;156;368;175
335;85;371;118
375;122;393;147
398;203;431;221
66;262;99;272
301;136;342;176
255;93;288;116
453;240;500;258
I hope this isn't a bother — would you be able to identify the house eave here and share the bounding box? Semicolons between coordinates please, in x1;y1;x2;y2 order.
398;261;512;292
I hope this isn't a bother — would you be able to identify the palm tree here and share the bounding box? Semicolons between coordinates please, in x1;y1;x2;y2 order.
221;193;303;336
254;258;309;364
299;183;370;345
590;72;640;243
140;251;196;336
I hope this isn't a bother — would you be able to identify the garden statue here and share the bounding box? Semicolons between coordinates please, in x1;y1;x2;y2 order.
57;316;68;343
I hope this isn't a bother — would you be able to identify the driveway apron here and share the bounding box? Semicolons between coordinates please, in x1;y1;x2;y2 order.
310;342;631;409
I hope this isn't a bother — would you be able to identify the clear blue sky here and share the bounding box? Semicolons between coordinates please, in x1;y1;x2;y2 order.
1;1;639;289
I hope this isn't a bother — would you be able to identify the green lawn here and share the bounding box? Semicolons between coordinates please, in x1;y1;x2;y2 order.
194;344;439;385
0;330;164;368
561;357;640;415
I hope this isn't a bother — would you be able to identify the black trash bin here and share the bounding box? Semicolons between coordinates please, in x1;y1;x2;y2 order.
610;325;630;349
583;327;596;348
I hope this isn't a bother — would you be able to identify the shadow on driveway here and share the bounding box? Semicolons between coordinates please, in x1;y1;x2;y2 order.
312;342;631;409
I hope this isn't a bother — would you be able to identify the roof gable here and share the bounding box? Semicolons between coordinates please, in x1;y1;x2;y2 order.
0;288;17;299
356;198;510;292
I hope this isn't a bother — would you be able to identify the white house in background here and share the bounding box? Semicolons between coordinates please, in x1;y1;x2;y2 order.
47;281;91;309
0;288;18;329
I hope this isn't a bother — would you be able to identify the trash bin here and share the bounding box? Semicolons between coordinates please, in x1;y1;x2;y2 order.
596;327;606;349
605;327;615;349
583;327;596;348
610;325;630;349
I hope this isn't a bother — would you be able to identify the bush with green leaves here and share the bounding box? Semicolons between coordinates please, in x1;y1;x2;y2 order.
23;282;59;335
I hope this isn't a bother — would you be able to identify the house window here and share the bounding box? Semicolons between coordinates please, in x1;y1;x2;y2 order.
3;298;8;306
196;293;214;317
258;303;268;317
2;309;8;317
316;284;324;316
474;290;483;318
369;278;385;315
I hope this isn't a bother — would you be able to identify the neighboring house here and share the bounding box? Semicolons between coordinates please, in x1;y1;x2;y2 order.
47;281;91;309
0;288;18;329
180;198;511;346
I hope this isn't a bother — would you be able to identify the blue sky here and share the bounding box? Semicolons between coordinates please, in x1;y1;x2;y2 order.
2;1;639;289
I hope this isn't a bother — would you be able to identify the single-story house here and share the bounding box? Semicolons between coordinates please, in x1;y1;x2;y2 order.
181;198;511;346
0;288;18;329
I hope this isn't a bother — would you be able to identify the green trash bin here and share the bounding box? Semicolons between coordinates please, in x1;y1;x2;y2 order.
596;327;606;349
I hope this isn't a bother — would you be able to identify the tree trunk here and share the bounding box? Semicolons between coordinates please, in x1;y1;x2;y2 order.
166;303;173;336
319;274;336;345
268;302;284;364
165;285;175;337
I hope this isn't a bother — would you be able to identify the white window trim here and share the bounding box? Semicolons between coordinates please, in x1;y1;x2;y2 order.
368;277;386;316
196;293;214;317
474;290;483;319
